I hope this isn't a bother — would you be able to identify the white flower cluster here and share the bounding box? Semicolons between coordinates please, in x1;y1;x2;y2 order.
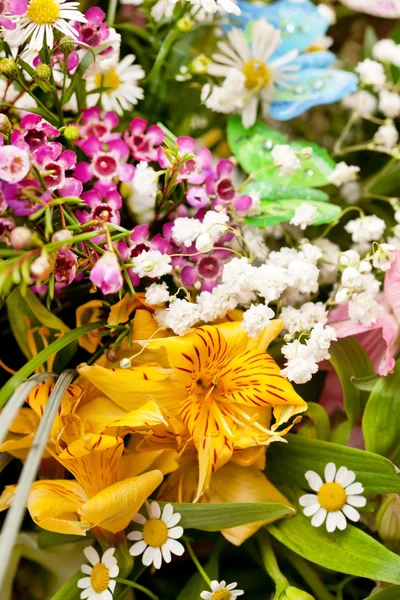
281;302;328;335
271;144;301;178
171;209;230;252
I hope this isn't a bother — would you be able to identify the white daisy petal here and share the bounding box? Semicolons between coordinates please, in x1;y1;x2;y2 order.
311;507;327;528
161;503;174;523
142;546;156;567
77;577;91;589
346;495;367;508
80;588;92;599
299;494;318;507
324;462;337;483
168;526;184;539
84;546;100;566
211;581;222;591
162;543;172;563
109;580;116;593
345;482;364;496
101;548;116;566
153;547;162;569
200;593;212;600
342;504;361;522
166;539;185;556
340;469;356;488
305;470;323;492
303;502;321;517
108;565;119;578
336;511;347;530
129;540;148;556
334;466;349;484
132;513;147;525
166;512;182;528
326;511;340;533
150;501;161;519
80;564;92;575
102;590;113;600
127;530;143;541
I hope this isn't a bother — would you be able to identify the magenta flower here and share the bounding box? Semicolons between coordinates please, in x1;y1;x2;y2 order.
0;146;30;183
75;7;109;47
186;186;209;209
118;224;170;286
76;182;122;243
158;136;212;185
0;0;27;30
76;107;121;144
5;179;51;216
35;142;82;197
124;118;164;162
75;138;135;184
0;216;15;244
11;114;59;154
54;249;77;285
90;251;123;295
206;159;252;211
181;248;231;292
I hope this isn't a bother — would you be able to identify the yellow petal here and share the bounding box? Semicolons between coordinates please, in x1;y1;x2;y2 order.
204;462;294;546
0;485;17;511
77;396;127;434
76;300;109;353
77;363;186;414
248;319;283;352
102;401;167;436
27;479;90;536
0;433;37;460
108;293;139;326
80;470;163;533
118;449;179;479
7;407;39;435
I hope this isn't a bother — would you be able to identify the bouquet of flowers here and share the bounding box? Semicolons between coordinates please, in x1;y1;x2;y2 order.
1;0;400;598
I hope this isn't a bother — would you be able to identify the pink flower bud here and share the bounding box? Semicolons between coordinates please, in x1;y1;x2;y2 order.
10;226;33;250
52;229;73;249
31;255;51;280
90;251;123;295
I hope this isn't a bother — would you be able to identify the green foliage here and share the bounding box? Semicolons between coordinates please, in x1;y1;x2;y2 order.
244;199;341;228
177;541;221;600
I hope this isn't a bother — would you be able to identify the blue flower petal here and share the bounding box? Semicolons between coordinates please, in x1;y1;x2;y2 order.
235;0;330;57
269;69;358;121
290;51;336;70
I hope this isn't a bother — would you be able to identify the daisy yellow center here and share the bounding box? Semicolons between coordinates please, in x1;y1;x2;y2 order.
26;0;60;24
142;519;169;548
95;69;121;94
90;563;110;594
211;591;231;600
242;60;270;90
317;482;347;512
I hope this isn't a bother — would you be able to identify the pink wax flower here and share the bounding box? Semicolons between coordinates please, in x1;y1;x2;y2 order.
158;136;212;185
0;216;15;245
0;0;27;30
181;248;232;292
75;138;135;184
5;180;51;216
35;142;82;197
33;48;79;73
54;249;77;285
75;7;110;47
124;118;164;162
186;186;209;209
76;182;122;243
11;114;59;154
206;159;252;211
0;146;30;183
90;251;123;295
76;107;121;144
118;224;170;286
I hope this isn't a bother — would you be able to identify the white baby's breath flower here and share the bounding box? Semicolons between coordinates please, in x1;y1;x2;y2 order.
374;124;399;149
145;282;171;306
271;144;301;178
379;90;400;118
77;547;119;600
328;162;360;187
348;291;381;326
242;303;275;338
342;90;377;116
289;203;317;230
355;59;386;89
128;501;185;569
299;463;366;532
131;249;172;278
163;298;202;335
372;243;396;271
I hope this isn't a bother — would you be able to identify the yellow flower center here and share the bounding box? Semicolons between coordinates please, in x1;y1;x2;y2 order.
26;0;60;24
90;563;110;594
242;60;270;90
211;591;231;600
142;519;169;548
95;69;121;94
317;482;347;512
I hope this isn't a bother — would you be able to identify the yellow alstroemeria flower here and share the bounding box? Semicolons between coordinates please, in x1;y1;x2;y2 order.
78;320;307;501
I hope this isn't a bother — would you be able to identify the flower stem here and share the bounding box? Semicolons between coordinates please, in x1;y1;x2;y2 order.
185;539;212;586
277;545;335;600
115;577;159;600
257;530;288;596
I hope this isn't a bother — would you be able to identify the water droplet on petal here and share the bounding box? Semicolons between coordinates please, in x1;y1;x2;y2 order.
285;23;295;34
313;79;325;90
307;170;314;177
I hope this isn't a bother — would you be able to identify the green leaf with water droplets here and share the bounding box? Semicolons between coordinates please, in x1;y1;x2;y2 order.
244;180;329;202
244;199;341;227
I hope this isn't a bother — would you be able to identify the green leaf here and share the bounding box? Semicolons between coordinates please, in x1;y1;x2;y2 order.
351;374;380;392
268;506;400;584
244;180;329;202
37;531;87;549
265;434;400;494
244;199;341;228
304;402;330;441
329;420;352;446
61;44;106;105
0;321;102;408
363;360;400;465
159;502;293;531
50;571;81;600
177;540;221;600
363;26;378;59
362;586;400;600
329;337;374;426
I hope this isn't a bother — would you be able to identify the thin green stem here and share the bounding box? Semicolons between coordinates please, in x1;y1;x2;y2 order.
278;545;335;600
317;206;365;240
107;0;118;26
115;577;159;600
257;530;288;596
185;539;212;587
334;112;358;155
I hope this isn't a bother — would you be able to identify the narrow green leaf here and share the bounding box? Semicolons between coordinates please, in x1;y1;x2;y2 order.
177;541;221;600
269;509;400;584
362;586;400;600
159;502;293;531
244;199;341;228
61;45;106;105
50;571;81;600
351;374;380;392
329;337;374;426
363;361;400;464
329;420;352;446
0;322;102;408
38;531;87;549
265;434;400;494
304;402;330;440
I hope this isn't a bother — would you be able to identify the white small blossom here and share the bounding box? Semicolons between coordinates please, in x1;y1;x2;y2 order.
132;250;172;278
127;162;158;223
162;299;202;336
373;39;400;65
286;261;320;294
315;239;341;284
372;243;396;271
290;203;317;229
317;3;336;24
195;232;214;253
196;284;238;322
328;162;360;187
145;282;171;305
281;351;318;384
379;90;400;118
202;209;230;242
342;90;377;116
271;144;301;178
348;291;381;326
171;217;203;247
308;323;337;362
341;181;362;204
281;302;328;335
341;266;363;289
338;249;361;268
374;124;399;149
242;226;269;262
242;303;275;338
253;264;288;302
355;59;386;88
362;273;381;295
201;580;244;600
345;216;386;243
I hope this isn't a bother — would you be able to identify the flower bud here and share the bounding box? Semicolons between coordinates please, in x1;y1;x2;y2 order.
120;357;132;369
177;17;193;32
63;125;80;141
0;58;18;80
376;494;400;550
300;146;313;159
35;64;51;81
59;36;75;57
10;226;33;250
30;255;51;281
190;53;211;75
52;229;73;249
297;422;318;439
0;114;11;134
281;586;315;600
90;251;123;295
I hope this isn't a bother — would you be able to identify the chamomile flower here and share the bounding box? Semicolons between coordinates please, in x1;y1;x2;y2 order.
128;501;185;569
200;580;244;599
5;0;86;51
77;547;119;600
299;463;366;532
86;54;144;115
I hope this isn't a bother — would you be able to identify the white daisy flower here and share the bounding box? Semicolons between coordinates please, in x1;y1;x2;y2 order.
77;546;119;600
200;580;244;599
86;54;145;115
4;0;86;51
299;462;367;532
128;501;185;569
203;19;298;128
